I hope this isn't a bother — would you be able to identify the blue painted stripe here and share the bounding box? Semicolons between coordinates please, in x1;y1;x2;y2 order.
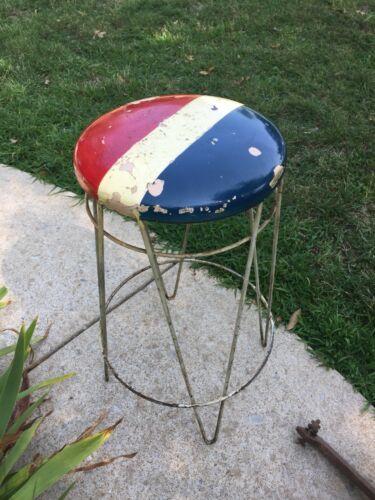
140;106;285;223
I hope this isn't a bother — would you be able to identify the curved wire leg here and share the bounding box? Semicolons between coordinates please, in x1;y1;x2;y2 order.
137;204;263;444
166;225;191;300
93;200;109;382
263;181;283;347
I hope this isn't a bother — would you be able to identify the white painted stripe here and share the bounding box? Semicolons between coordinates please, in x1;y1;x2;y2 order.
98;96;241;210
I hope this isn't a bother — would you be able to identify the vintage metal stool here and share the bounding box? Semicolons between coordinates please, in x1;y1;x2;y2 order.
73;94;286;444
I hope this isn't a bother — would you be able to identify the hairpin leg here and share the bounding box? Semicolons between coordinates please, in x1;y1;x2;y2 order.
93;199;109;382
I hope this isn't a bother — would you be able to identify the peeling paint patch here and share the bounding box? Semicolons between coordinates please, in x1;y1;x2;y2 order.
211;105;218;111
153;205;168;214
97;96;241;208
119;161;136;175
269;165;284;188
215;207;225;214
130;185;138;194
138;204;149;213
105;192;137;217
147;179;165;197
211;137;219;145
101;137;106;145
178;207;194;214
249;146;262;157
232;195;237;200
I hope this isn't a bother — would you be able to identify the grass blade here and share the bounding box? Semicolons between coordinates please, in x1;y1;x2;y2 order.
23;318;38;357
11;421;120;499
0;330;25;439
17;373;75;401
0;287;8;301
0;336;45;359
0;418;42;484
7;392;49;435
0;463;33;499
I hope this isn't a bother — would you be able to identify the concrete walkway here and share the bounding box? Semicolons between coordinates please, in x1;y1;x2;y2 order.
0;165;374;499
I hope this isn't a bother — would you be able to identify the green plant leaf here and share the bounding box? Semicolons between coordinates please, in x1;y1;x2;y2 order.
0;336;45;359
0;287;8;301
0;330;25;439
7;392;49;435
23;318;38;357
0;418;42;485
0;366;12;399
0;287;10;308
10;425;116;499
17;373;75;401
0;463;33;499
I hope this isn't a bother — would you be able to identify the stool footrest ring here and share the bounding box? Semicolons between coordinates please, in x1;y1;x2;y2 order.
102;258;275;409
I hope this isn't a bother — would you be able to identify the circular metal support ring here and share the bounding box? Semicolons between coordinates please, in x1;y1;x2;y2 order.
85;195;276;260
103;258;275;409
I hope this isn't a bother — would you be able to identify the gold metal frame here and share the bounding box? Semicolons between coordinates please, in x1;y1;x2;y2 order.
87;180;283;444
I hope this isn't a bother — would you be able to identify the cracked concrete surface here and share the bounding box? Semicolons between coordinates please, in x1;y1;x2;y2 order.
0;165;374;499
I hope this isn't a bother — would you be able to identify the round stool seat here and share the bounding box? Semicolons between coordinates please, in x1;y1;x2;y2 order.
74;95;286;223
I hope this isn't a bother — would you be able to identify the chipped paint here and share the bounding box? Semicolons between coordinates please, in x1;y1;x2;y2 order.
97;96;241;208
105;192;137;217
119;161;136;175
178;207;194;214
74;94;286;222
138;204;149;213
153;205;168;214
249;146;262;157
147;179;165;197
269;165;284;188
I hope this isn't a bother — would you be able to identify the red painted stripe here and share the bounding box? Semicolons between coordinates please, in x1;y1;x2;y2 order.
73;95;199;197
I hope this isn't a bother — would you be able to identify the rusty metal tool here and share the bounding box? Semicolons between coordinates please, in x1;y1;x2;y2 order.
296;419;375;499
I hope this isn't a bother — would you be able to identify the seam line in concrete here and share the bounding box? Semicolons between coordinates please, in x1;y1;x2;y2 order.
27;263;177;372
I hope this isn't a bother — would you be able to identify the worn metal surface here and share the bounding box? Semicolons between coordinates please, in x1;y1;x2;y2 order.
88;187;282;444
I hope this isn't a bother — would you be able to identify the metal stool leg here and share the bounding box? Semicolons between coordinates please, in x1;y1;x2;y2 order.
93;199;109;382
263;180;283;347
250;209;265;346
137;203;263;444
166;224;191;300
210;203;263;443
138;218;212;443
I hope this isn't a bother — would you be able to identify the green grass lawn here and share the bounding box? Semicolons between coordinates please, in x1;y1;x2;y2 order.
0;0;374;404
